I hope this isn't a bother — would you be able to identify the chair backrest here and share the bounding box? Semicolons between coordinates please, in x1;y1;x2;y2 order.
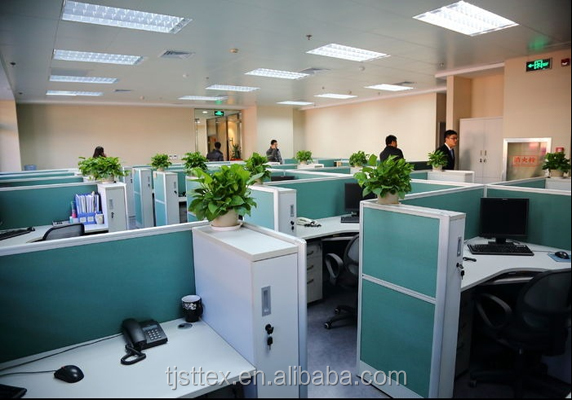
343;234;360;278
515;269;571;355
41;223;85;241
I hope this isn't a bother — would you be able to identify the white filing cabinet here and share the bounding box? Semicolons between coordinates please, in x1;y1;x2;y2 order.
306;240;323;303
153;171;179;226
97;182;128;232
133;168;154;228
193;224;305;398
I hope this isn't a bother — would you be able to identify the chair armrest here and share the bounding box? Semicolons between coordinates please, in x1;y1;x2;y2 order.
475;292;513;331
324;253;343;286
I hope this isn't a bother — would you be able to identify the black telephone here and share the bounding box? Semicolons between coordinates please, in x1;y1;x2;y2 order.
121;318;168;365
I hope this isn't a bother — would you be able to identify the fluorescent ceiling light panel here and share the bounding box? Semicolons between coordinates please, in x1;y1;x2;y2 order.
365;84;413;92
53;50;144;65
62;0;191;34
307;43;388;62
206;85;259;92
179;95;228;101
315;93;357;99
413;1;518;36
277;101;314;106
50;75;118;84
46;90;103;96
246;68;309;80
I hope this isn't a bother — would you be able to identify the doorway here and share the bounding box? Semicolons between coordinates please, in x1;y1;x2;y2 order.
194;109;242;161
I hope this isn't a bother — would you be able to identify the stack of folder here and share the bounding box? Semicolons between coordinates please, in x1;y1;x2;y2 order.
75;192;101;225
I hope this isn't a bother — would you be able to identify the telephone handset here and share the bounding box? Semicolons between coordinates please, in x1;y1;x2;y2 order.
120;318;168;365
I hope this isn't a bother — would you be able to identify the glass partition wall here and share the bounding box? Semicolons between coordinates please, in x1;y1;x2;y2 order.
195;109;242;162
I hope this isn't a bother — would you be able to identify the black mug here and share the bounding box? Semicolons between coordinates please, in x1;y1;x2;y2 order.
181;295;203;322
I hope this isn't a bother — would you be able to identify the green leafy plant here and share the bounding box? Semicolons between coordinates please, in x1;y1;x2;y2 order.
188;164;262;222
542;152;571;174
150;153;172;170
349;151;369;167
427;150;448;169
354;154;414;200
245;152;271;182
295;150;313;164
230;144;241;160
182;152;208;175
78;156;126;181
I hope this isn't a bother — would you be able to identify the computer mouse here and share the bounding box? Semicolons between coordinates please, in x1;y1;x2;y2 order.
54;365;84;383
555;251;570;259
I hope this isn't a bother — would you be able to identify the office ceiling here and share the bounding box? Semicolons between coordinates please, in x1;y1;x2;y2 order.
0;0;570;110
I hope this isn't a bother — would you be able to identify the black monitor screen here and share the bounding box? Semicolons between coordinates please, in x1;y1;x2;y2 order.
270;175;295;182
344;183;375;215
479;197;529;244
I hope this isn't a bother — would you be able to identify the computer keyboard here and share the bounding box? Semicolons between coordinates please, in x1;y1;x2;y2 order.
0;227;35;241
468;243;534;256
340;215;359;224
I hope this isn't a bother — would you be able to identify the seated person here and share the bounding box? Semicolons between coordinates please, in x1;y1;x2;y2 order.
206;142;224;161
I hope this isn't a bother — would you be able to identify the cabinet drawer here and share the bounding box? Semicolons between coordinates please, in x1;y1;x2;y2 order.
306;241;322;258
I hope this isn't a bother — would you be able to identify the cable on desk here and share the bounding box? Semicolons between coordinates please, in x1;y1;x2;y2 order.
0;333;122;374
0;370;55;378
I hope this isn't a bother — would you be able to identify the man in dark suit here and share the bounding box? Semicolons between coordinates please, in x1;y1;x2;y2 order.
436;130;458;170
379;135;404;162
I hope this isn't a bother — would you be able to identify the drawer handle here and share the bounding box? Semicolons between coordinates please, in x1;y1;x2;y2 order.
307;278;314;284
307;264;314;271
307;250;315;256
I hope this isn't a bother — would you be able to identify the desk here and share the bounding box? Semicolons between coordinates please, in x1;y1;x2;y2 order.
0;224;107;247
0;319;255;398
295;215;358;240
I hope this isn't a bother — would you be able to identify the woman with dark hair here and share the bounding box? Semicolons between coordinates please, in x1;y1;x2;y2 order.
93;146;106;158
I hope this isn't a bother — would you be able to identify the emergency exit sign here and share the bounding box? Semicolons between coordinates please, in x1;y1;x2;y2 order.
526;58;551;72
214;110;225;116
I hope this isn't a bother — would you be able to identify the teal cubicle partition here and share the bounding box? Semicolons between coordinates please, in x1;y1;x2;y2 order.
0;182;98;229
410;170;429;180
0;223;202;363
489;177;546;188
486;186;571;249
403;184;485;239
0;170;76;180
0;175;83;188
246;187;276;230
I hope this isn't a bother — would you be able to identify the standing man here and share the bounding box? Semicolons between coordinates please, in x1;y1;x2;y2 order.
379;135;404;162
206;141;224;161
266;139;283;164
436;130;458;170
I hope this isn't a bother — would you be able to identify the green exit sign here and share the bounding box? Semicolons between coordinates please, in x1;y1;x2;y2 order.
526;58;552;72
214;110;225;117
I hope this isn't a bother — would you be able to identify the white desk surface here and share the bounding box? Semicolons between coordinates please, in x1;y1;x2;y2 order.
0;224;107;247
296;215;359;240
0;319;255;398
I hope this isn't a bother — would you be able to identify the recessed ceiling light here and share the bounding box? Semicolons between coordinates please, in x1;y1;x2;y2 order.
206;85;260;92
315;93;357;99
61;0;191;34
365;84;413;92
53;50;144;65
245;68;309;80
179;95;228;101
277;101;315;106
46;90;103;96
413;1;518;36
307;43;388;62
50;75;118;84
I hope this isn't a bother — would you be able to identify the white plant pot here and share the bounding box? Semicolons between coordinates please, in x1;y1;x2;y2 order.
432;166;443;172
550;169;564;178
211;209;240;228
377;193;399;205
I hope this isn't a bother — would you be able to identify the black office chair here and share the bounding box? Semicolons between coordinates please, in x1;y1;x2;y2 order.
469;269;571;397
41;223;85;241
323;234;360;329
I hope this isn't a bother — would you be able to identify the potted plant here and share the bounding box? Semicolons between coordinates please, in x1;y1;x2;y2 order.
295;150;313;165
188;164;262;229
542;152;571;178
230;144;242;161
427;150;448;171
354;154;414;205
78;156;126;182
182;152;208;176
245;152;271;184
150;153;172;171
349;151;369;168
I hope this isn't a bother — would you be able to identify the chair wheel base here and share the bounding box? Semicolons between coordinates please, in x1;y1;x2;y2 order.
334;308;341;314
324;322;332;329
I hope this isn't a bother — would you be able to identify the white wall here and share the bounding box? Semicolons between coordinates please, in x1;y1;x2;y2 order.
0;100;22;171
301;93;439;161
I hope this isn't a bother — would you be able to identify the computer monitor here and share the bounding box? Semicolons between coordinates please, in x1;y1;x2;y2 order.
270;175;295;182
479;197;529;244
344;182;375;216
